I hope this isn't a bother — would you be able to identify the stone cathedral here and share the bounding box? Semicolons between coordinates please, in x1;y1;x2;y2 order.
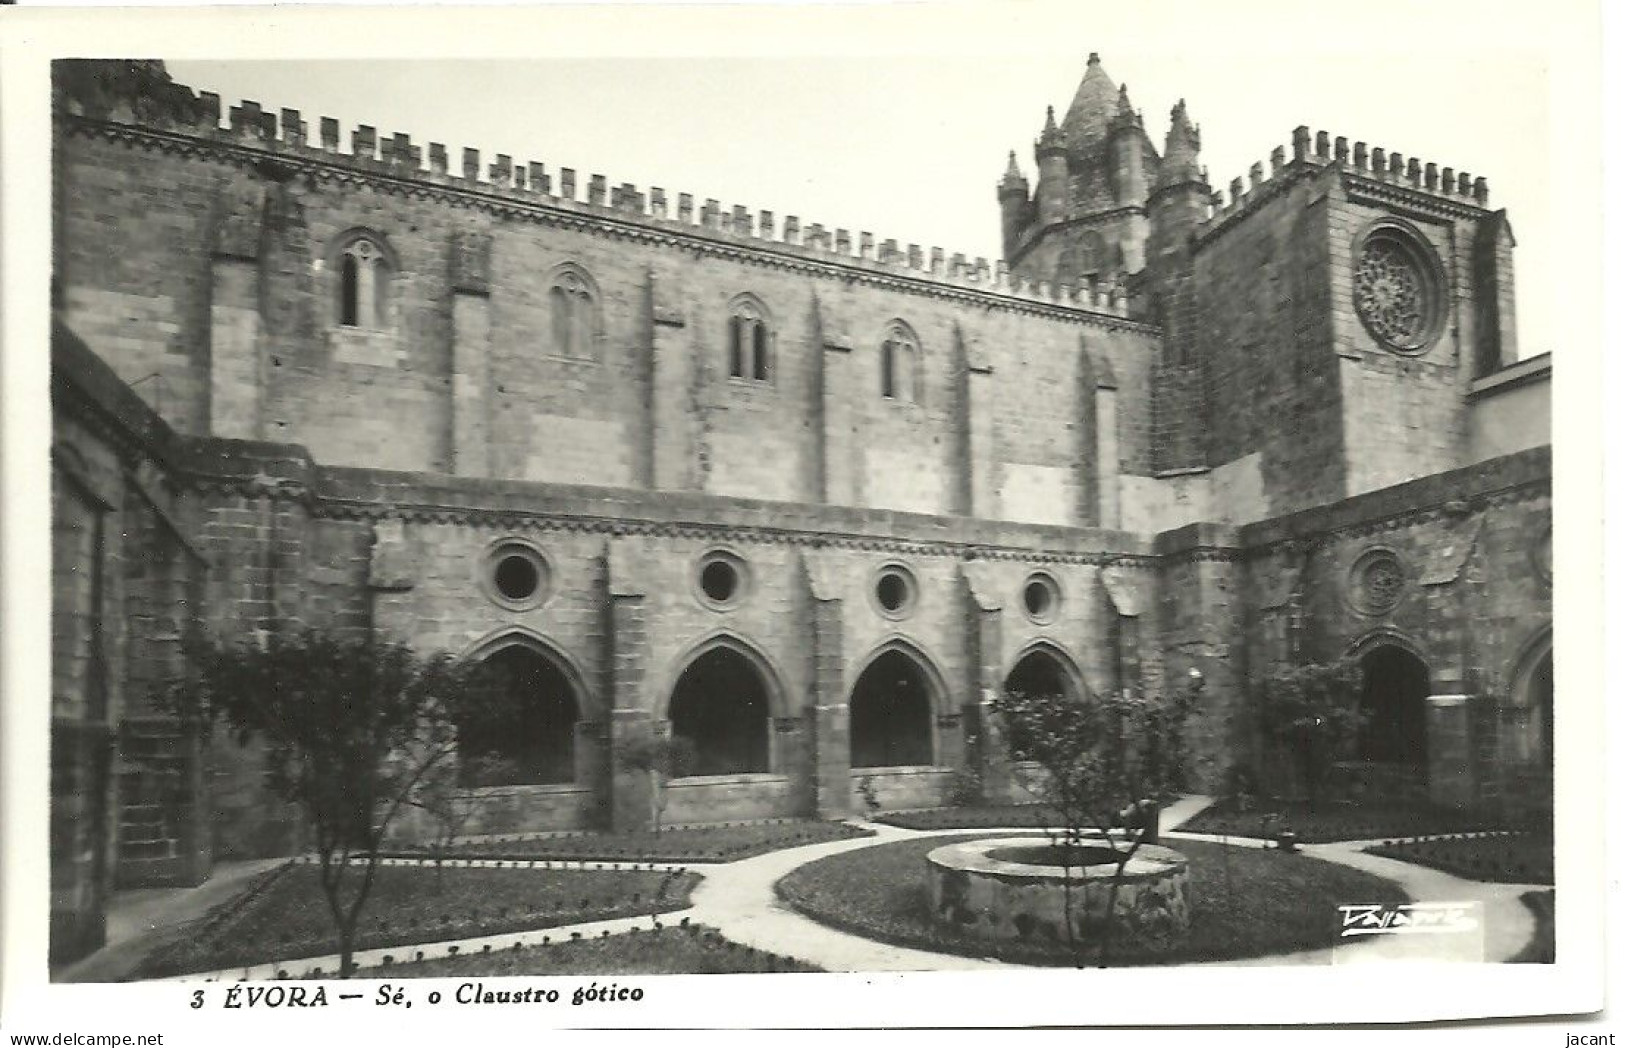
48;58;1552;963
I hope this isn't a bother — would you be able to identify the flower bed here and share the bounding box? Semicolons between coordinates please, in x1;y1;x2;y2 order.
874;804;1059;831
1180;800;1514;844
377;924;821;977
386;819;871;864
135;864;699;978
1366;832;1552;885
775;833;1407;966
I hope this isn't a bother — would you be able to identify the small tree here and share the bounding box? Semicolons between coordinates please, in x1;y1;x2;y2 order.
993;674;1200;967
161;628;513;977
1255;658;1366;811
617;734;696;834
408;754;518;891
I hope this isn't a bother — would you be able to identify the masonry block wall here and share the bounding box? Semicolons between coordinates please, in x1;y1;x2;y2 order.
1189;169;1342;519
278;469;1152;830
1235;448;1551;812
1152;526;1248;792
180;439;320;858
1327;186;1476;498
48;65;1554;943
55;96;1162;533
51;323;211;963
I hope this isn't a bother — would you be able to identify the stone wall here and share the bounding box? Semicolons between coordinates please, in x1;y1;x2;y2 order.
50;322;210;965
55;102;1162;532
1236;448;1551;812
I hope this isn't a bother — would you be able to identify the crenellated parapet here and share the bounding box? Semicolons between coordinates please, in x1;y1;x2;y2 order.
57;68;1136;322
1196;124;1495;245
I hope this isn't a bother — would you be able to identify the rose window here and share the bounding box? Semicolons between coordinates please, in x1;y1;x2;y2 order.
1349;548;1407;616
1354;230;1440;352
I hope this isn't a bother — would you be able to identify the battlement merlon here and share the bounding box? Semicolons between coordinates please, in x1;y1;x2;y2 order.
54;65;1140;322
1197;124;1497;236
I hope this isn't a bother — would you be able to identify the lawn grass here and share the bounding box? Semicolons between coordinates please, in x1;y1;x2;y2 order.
135;862;699;978
775;832;1407;967
1509;890;1555;964
1366;832;1552;885
377;925;821;977
1180;800;1514;843
875;804;1059;831
386;820;871;864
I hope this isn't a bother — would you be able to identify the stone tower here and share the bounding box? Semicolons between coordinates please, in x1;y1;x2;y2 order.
998;53;1163;293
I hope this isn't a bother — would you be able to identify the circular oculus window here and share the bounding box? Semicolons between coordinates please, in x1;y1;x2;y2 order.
872;564;919;619
694;549;749;611
481;539;551;611
1354;225;1443;353
1021;572;1062;624
1347;547;1407;617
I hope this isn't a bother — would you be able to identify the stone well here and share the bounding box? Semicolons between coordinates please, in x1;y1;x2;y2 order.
926;837;1190;945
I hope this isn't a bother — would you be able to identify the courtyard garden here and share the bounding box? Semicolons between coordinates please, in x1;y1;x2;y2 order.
134;861;700;979
116;631;1546;980
384;819;871;864
1178;799;1516;844
1366;831;1553;885
875;803;1059;831
379;924;821;977
774;832;1409;966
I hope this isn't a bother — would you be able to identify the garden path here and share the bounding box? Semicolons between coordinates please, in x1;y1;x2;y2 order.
77;795;1547;980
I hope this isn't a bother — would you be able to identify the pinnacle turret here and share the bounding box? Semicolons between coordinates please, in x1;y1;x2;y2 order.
1155;99;1205;191
1000;150;1028;191
1109;83;1143;133
1037;105;1067;158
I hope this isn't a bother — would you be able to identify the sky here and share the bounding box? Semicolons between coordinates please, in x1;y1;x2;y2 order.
161;2;1579;360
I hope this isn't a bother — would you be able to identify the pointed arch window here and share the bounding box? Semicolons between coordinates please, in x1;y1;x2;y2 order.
727;295;772;383
334;232;394;329
547;263;601;360
880;322;919;403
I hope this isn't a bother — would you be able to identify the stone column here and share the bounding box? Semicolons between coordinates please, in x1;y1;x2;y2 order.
961;339;998;518
573;719;609;810
775;716;812;815
449;231;493;477
1090;353;1121;529
1425;693;1476;808
818;329;856;506
648;275;694;491
367;517;416;640
963;562;1009;802
208;189;264;439
804;552;850;818
935;712;966;775
607;543;654;831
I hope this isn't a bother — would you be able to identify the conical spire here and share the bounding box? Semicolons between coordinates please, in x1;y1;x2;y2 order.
1110;82;1143;133
999;150;1029;192
1155;98;1204;190
1037;104;1066;157
1061;51;1119;150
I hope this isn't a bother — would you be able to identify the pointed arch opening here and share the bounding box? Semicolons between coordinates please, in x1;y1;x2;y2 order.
545;262;601;360
668;642;774;776
461;641;583;786
879;320;920;404
1357;643;1430;770
1508;630;1554;768
1003;645;1082;703
330;229;396;330
850;645;939;768
726;293;773;383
